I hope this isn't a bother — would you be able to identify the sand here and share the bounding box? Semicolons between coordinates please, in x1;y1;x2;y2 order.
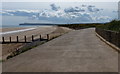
0;27;28;32
0;26;72;60
0;26;56;41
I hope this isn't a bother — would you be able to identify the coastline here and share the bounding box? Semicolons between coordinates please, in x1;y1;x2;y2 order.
0;27;30;32
1;26;56;60
0;25;53;32
0;26;72;60
0;28;36;35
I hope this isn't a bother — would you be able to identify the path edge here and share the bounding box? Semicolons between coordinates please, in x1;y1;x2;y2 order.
95;32;120;53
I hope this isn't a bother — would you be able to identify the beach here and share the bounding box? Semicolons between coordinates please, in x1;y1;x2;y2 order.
0;27;28;32
0;26;56;41
0;26;72;60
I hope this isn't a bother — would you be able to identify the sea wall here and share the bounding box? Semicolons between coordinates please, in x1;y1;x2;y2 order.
95;28;120;48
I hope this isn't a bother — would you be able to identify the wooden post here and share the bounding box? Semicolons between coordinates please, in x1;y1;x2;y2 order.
10;37;11;42
24;36;27;42
32;35;34;41
17;36;19;42
118;32;120;48
47;34;49;40
2;37;5;43
40;35;41;40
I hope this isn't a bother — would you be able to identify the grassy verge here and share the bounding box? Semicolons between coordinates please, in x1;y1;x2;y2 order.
58;20;120;32
58;23;102;30
97;20;120;32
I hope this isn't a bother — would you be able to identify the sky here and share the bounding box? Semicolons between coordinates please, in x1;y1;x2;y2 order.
0;1;119;27
1;0;120;2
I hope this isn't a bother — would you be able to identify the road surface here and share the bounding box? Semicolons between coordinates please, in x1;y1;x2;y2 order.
2;28;118;72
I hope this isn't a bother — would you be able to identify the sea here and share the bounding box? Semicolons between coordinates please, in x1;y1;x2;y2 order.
1;15;53;28
1;24;47;28
0;16;54;35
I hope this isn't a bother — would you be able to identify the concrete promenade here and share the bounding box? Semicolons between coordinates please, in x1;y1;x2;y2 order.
2;28;118;72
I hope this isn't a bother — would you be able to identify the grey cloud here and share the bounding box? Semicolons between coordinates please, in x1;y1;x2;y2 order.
2;10;39;16
64;7;85;13
88;5;95;8
113;10;118;13
87;6;100;12
82;4;87;7
2;4;111;23
95;16;111;23
50;4;60;11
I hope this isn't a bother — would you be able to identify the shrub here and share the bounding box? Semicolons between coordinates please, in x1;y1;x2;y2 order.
97;20;120;32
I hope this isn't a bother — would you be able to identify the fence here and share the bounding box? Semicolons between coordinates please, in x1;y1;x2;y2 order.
95;28;120;48
1;34;50;44
1;32;64;44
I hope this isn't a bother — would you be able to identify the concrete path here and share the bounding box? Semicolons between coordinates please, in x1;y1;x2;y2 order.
2;28;118;72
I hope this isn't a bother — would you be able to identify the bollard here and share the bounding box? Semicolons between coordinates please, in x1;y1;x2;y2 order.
17;36;19;42
40;35;41;41
2;37;5;43
10;37;11;42
32;35;34;41
24;36;27;42
47;34;49;40
118;32;120;48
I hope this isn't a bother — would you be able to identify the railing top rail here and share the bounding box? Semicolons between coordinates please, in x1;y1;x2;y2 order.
96;28;119;33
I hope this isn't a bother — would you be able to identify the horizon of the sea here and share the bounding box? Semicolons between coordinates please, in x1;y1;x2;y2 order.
0;24;53;28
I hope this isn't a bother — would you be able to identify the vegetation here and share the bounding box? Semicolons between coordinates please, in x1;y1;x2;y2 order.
58;20;120;32
58;23;102;30
97;20;120;32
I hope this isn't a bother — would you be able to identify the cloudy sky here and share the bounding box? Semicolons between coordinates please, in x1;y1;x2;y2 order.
0;2;119;26
1;0;119;2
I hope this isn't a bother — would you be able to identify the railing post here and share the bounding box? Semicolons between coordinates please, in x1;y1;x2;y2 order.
17;36;19;42
32;35;34;41
47;34;49;40
40;35;41;41
2;37;5;43
24;36;27;42
10;37;11;42
95;28;97;33
118;32;120;48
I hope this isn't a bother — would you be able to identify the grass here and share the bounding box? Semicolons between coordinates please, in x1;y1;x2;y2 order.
58;20;120;32
97;20;120;32
58;23;102;30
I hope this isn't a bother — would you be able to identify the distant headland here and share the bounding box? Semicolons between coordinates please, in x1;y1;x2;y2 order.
19;22;105;26
19;23;57;26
